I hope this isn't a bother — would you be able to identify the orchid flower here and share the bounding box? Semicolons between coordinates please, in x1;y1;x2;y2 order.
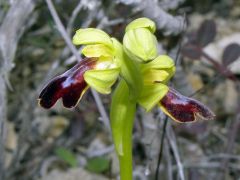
38;18;215;180
39;28;120;109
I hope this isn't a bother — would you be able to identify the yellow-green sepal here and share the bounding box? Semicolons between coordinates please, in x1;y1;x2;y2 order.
126;17;156;33
123;28;158;63
83;67;120;94
138;83;169;112
73;28;113;48
163;66;176;83
141;55;176;83
82;44;114;58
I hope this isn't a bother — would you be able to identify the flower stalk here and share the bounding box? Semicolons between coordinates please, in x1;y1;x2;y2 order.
110;80;136;180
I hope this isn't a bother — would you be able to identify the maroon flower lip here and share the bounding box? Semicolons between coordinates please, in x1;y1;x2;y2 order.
160;88;215;123
38;57;97;109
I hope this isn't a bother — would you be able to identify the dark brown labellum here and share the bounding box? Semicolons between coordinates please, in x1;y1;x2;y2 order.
38;57;97;109
160;88;215;123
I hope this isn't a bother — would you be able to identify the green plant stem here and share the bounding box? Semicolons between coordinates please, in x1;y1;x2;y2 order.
119;132;133;180
119;152;132;180
110;80;136;180
119;101;135;180
119;102;136;180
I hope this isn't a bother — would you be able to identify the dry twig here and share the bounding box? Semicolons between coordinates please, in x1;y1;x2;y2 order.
141;0;185;35
166;123;185;180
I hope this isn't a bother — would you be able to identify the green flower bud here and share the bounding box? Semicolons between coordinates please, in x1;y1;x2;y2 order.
123;27;158;63
125;17;156;33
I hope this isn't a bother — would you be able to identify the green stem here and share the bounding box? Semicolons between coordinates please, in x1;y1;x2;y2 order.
119;101;135;180
110;80;136;180
119;146;133;180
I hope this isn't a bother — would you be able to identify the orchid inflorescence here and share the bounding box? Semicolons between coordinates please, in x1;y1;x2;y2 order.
38;18;215;180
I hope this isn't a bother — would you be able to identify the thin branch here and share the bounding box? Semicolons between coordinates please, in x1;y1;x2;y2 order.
164;141;173;180
207;153;240;161
141;0;185;35
173;162;240;170
166;124;185;180
67;0;84;35
155;116;168;180
202;51;238;81
90;89;111;131
45;0;81;61
45;0;111;132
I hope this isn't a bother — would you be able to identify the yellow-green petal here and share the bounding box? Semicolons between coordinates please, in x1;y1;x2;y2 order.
82;44;113;58
73;28;113;48
126;17;156;33
138;83;169;112
83;68;120;94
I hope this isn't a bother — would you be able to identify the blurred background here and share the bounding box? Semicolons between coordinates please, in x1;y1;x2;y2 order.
0;0;240;179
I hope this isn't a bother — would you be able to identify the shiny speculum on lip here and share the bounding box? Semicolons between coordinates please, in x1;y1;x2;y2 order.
160;88;215;123
38;58;97;109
